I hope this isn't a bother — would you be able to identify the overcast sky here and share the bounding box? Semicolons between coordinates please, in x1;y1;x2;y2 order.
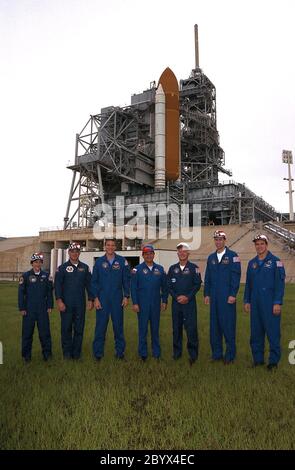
1;0;295;237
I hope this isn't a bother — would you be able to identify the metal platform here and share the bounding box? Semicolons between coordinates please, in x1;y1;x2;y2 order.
63;25;279;230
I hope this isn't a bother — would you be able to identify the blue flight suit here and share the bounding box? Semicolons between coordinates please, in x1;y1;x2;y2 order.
204;247;241;361
244;251;285;365
131;262;168;359
167;261;202;361
18;269;53;360
54;260;93;359
91;254;130;359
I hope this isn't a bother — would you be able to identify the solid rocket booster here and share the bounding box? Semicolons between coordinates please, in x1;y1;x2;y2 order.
154;84;166;191
158;67;180;182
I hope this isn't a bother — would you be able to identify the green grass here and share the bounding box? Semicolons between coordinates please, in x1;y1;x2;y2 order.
0;281;295;450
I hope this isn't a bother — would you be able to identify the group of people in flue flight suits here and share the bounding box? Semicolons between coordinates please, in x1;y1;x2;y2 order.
18;231;285;370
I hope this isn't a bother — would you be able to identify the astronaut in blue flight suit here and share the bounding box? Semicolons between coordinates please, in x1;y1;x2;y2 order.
167;242;202;365
244;234;286;370
131;244;168;361
91;239;130;360
204;230;241;364
54;243;93;360
18;253;53;362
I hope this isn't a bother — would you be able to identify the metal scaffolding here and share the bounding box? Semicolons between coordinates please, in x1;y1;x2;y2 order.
64;26;279;230
180;67;231;185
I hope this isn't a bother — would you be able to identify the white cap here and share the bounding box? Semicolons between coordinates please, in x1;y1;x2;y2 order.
176;242;190;250
252;234;268;243
213;230;227;239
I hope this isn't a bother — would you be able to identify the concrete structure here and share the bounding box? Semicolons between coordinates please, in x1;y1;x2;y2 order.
0;236;39;279
2;223;295;283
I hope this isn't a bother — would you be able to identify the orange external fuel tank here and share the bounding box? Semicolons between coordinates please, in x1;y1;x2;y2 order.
158;67;180;181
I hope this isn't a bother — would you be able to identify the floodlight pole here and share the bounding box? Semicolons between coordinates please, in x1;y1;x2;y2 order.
282;150;294;221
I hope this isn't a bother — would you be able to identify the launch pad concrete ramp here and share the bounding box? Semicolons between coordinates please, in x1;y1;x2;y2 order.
151;224;295;283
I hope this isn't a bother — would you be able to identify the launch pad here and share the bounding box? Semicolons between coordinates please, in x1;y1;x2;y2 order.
63;25;278;231
2;25;295;284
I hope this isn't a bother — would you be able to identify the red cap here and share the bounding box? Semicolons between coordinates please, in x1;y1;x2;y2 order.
142;244;155;254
